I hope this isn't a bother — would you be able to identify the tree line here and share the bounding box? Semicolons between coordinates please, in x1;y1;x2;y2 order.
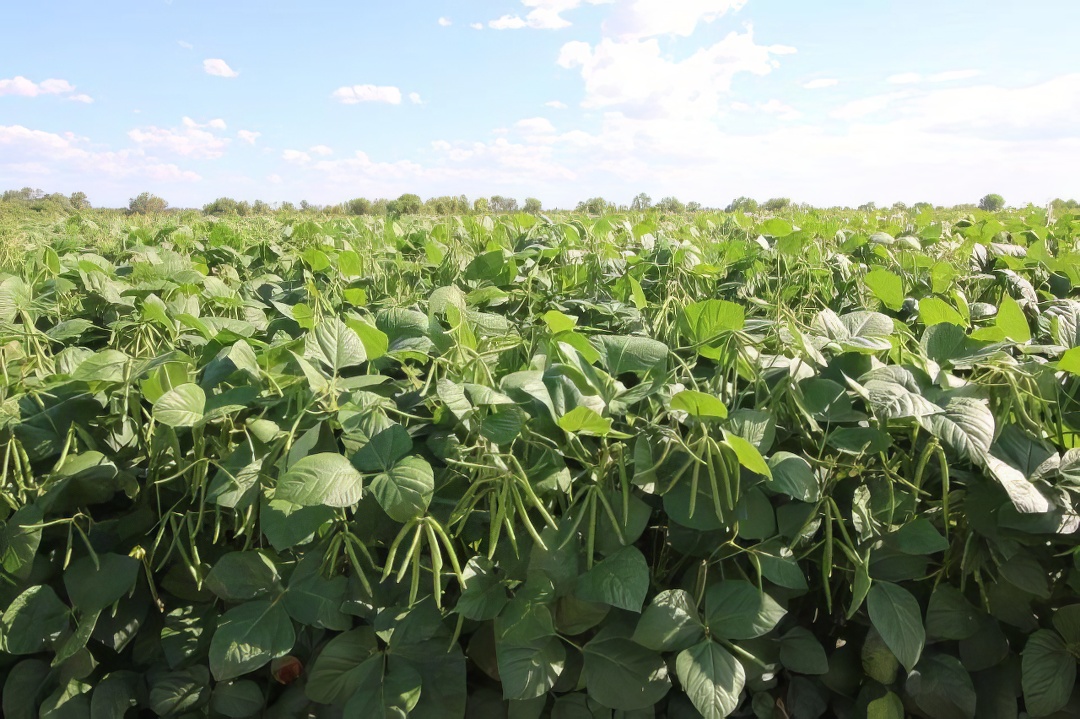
3;186;1073;217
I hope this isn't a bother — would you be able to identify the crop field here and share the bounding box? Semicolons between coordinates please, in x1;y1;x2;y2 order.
2;205;1080;719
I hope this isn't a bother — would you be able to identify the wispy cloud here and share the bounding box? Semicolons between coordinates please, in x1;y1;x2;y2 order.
237;130;261;144
332;85;404;105
546;100;568;109
470;22;484;30
0;76;83;99
203;59;239;78
490;15;527;29
178;40;193;50
438;17;452;27
128;117;231;158
803;78;838;89
888;69;980;85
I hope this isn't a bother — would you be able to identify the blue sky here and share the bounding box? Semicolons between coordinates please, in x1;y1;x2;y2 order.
2;0;1079;209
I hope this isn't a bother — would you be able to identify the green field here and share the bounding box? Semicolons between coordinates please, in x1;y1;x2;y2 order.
2;203;1080;718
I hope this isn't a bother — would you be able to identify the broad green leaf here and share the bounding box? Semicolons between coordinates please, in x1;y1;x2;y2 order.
1;585;70;655
153;383;206;427
779;627;828;675
766;452;818;501
558;406;614;436
867;691;905;719
305;628;379;705
676;640;745;719
632;589;705;652
575;546;649;612
582;636;671;711
670;390;727;419
63;553;139;612
276;453;364;508
208;600;296;681
995;295;1031;343
1022;629;1076;717
919;297;967;327
305;317;367;373
705;580;785;640
456;556;508;621
925;397;994;466
925;585;981;641
210;680;265;718
148;666;211;717
205;551;281;602
723;432;771;478
593;335;668;375
498;636;565;700
864;268;905;311
369;455;434;522
905;654;977;719
867;582;924;672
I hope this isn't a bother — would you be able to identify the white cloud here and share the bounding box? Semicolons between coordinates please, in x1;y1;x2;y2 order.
831;92;909;120
888;69;981;85
409;92;423;104
803;78;838;89
178;40;193;50
0;76;80;98
0;124;201;185
237;130;261;144
309;145;333;156
605;0;746;39
332;84;403;104
546;100;568;109
282;149;311;163
68;94;94;104
128;117;231;158
516;117;557;134
203;59;239;78
485;0;613;31
490;15;527;29
267;173;283;184
558;27;795;120
470;22;484;30
438;17;452;26
758;99;801;120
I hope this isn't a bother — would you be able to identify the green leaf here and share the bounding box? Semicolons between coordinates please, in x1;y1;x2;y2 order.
369;455;434;522
90;672;139;719
208;600;296;681
925;585;981;641
148;666;211;716
582;636;671;711
679;299;745;348
925;397;995;466
1;585;70;655
905;654;977;719
153;383;206;427
284;554;350;630
867;691;905;719
575;546;649;612
864;268;905;311
995;295;1031;343
1022;629;1076;717
780;627;828;675
892;518;949;555
593;335;668;375
723;432;772;478
305;628;379;705
919;297;967;327
705;580;786;640
632;589;705;652
71;349;130;383
260;496;335;551
456;556;508;621
276;453;364;508
1059;347;1080;375
497;636;565;700
766;452;818;501
63;553;139;612
761;218;793;237
867;582;924;672
211;680;265;718
676;640;745;719
205;551;281;602
1053;604;1080;645
670;390;728;419
305;317;367;373
558;406;614;436
2;659;50;719
352;423;413;472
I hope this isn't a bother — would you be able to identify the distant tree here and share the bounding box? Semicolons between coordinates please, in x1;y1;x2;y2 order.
299;200;312;212
891;201;908;211
763;197;791;212
857;201;877;212
252;199;271;214
631;192;652;210
576;197;613;214
686;201;702;212
473;197;490;213
979;193;1005;211
128;192;168;215
725;197;758;213
1051;198;1079;214
912;202;933;213
203;197;250;216
655;196;685;213
279;201;296;212
2;187;45;202
523;197;542;214
345;197;373;215
371;198;390;215
489;196;519;213
69;191;90;210
387;193;422;217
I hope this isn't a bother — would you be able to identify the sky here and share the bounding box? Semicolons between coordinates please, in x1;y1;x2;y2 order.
2;0;1079;209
